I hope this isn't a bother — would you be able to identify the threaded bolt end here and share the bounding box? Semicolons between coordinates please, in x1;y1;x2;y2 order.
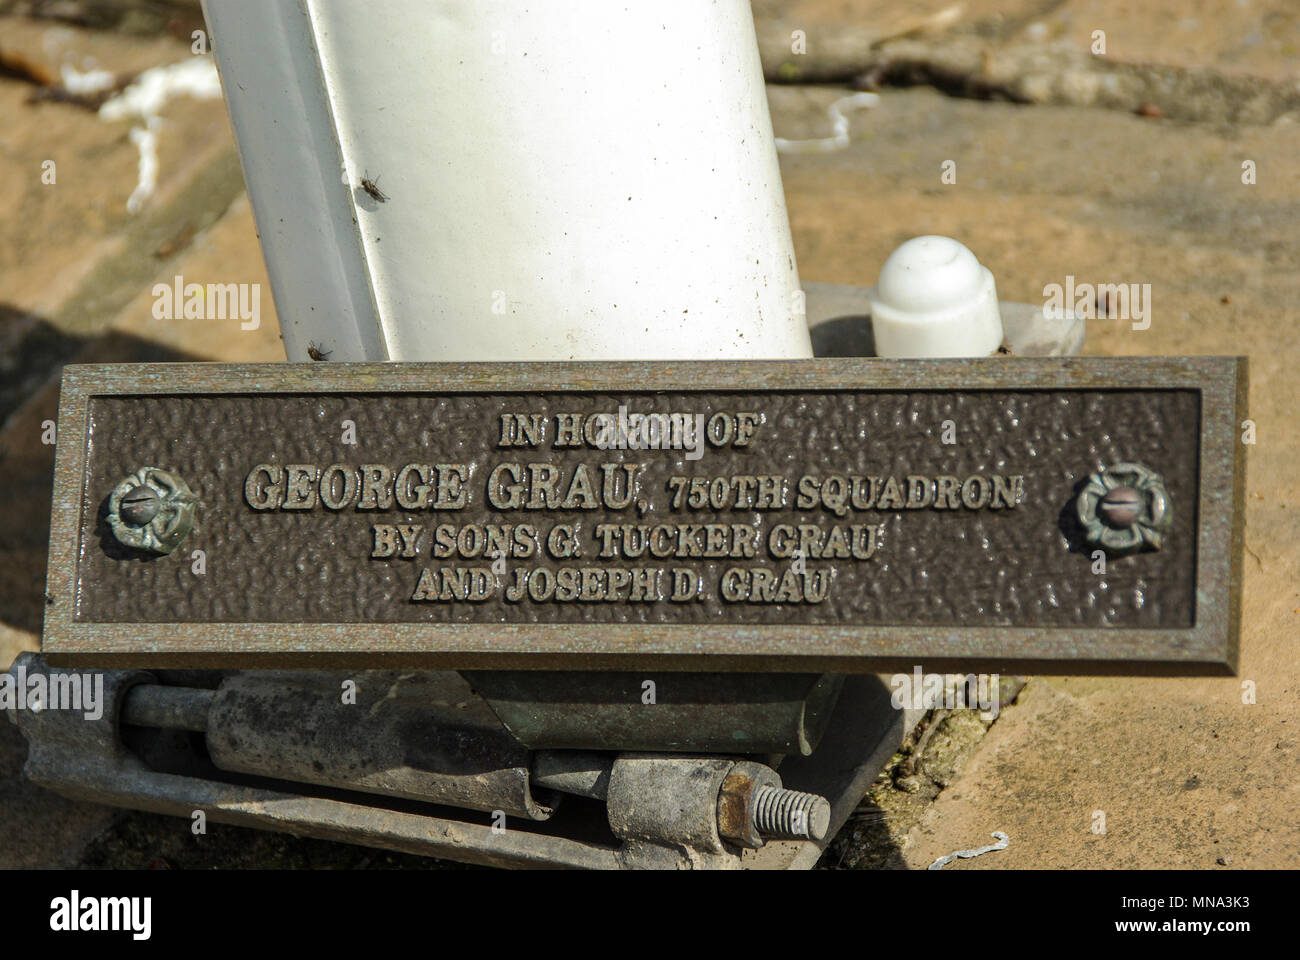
752;786;831;841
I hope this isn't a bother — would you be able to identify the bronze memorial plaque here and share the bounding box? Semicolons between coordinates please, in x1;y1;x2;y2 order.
43;358;1244;673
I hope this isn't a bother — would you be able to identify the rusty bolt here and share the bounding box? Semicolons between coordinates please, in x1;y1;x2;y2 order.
717;761;831;848
1098;485;1141;528
119;485;162;526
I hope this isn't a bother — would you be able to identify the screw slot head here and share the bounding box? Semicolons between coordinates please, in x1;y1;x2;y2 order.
1098;485;1141;528
119;486;162;526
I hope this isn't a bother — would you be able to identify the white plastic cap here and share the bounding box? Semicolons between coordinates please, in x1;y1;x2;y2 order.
868;236;1003;358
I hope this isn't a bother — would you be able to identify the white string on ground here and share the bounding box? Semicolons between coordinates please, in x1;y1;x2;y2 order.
125;126;160;216
775;91;879;154
927;831;1010;870
97;58;223;213
59;63;115;95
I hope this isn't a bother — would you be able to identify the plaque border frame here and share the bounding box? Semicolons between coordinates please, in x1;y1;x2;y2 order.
44;357;1245;674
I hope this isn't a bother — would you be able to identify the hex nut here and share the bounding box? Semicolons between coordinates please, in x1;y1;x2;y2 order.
716;760;782;849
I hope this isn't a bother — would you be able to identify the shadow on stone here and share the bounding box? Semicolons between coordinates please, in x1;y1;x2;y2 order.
809;313;876;358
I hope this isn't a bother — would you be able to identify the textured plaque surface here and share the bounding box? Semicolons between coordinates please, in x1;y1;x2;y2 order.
44;358;1244;672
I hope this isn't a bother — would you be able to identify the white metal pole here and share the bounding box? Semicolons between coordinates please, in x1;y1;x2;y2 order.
203;0;812;363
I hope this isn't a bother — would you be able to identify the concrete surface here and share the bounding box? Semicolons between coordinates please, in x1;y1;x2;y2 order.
768;83;1298;871
0;2;1296;869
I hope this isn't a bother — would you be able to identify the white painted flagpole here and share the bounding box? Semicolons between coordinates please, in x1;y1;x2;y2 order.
202;0;812;364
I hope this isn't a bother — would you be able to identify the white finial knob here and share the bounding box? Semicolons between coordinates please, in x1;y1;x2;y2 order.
868;236;1003;358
